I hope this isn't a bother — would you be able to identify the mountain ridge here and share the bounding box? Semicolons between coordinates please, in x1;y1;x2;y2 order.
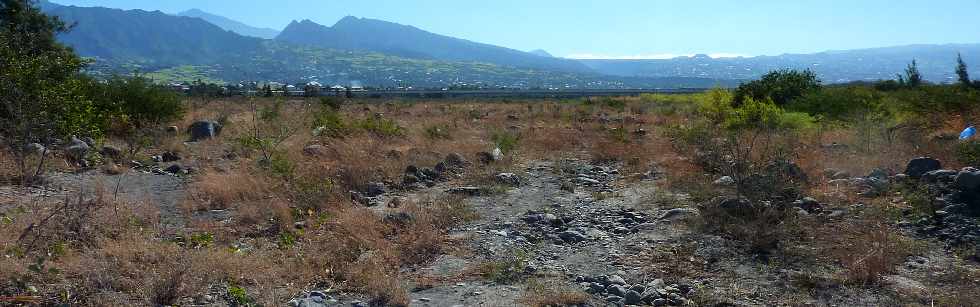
275;17;593;73
177;8;280;39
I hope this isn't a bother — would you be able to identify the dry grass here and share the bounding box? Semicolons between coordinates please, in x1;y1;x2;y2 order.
3;95;978;306
828;219;922;286
520;279;591;307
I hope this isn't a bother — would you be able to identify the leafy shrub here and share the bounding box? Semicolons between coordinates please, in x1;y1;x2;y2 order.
423;124;452;140
480;251;529;284
227;284;254;306
956;140;980;166
696;88;735;124
94;75;185;135
319;96;344;111
491;130;520;154
788;86;889;121
356;117;404;137
725;97;815;131
312;109;351;138
735;69;821;107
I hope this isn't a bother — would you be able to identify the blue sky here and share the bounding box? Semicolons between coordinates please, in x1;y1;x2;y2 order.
51;0;980;58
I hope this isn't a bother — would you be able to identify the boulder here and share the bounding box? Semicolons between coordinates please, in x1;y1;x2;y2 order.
444;153;469;168
922;169;958;183
100;145;122;159
80;136;96;147
713;176;735;186
65;136;90;161
607;275;627;285
607;284;628;297
447;186;481;196
188;120;222;141
363;182;386;197
558;230;586;243
954;167;980;192
495;173;521;186
624;290;644;305
476;150;500;164
164;164;184;174
161;151;181;162
659;208;698;220
23;143;46;156
794;197;822;213
905;157;941;179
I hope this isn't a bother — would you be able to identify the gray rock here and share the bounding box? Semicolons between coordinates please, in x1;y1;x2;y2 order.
558;230;586;243
24;143;46;156
444;153;469;168
659;208;698;220
607;284;628;297
905;157;941;178
165;126;179;134
955;167;980;192
648;278;666;290
607;275;627;285
189;120;222;141
652;298;669;306
869;168;890;179
605;295;624;303
576;176;600;185
363;182;386;197
492;147;503;161
794;197;822;213
624;290;644;305
161;151;181;162
447;186;482;196
495;173;521;186
164;164;183;174
923;169;958;183
65;136;90;161
588;282;605;293
80;136;96;147
100;145;122;159
713;175;735;186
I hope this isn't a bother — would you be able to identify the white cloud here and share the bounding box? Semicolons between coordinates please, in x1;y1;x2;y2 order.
564;53;748;60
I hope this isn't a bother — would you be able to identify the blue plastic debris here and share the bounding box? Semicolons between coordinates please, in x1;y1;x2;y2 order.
961;125;976;140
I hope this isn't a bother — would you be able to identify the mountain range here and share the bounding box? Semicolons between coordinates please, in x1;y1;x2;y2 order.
177;9;280;39
38;1;980;88
581;44;980;83
275;17;591;73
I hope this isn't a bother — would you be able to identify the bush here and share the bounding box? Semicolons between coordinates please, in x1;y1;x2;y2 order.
735;69;821;107
423;124;452;140
355;117;404;138
89;75;185;131
788;86;889;121
956;140;980;166
491;130;520;154
725;96;815;131
319;96;344;111
312;109;351;138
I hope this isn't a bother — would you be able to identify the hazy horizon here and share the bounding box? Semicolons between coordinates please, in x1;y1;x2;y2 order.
49;0;980;59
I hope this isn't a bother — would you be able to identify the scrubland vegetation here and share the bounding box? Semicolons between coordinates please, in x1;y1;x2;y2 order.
4;1;980;306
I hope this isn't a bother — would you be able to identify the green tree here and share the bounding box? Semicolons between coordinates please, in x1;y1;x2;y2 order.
95;74;185;158
0;0;97;182
956;53;971;88
734;69;821;107
898;59;922;88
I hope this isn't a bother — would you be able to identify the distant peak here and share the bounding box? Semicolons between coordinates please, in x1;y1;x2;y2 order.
530;49;554;57
180;8;205;14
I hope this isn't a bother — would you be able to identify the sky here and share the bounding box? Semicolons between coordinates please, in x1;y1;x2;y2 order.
50;0;980;59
